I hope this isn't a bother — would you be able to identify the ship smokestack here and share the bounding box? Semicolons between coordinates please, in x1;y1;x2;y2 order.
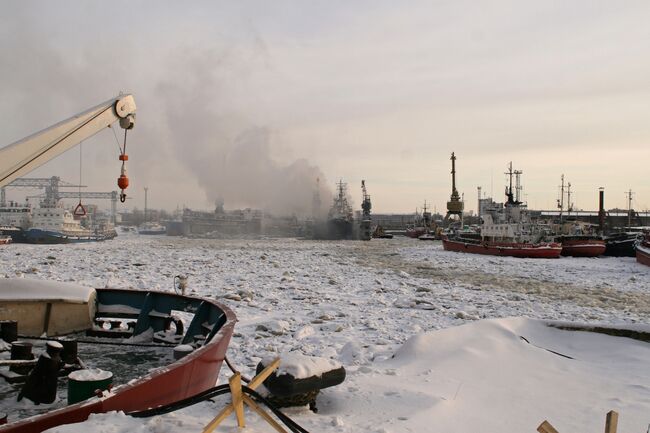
598;187;605;234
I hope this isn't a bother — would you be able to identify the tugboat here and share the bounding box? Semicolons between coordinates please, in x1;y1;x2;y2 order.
325;180;354;240
443;163;561;258
636;233;650;266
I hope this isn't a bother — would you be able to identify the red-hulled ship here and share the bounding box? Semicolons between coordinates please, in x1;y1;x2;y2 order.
0;235;11;245
442;238;561;258
552;220;605;257
636;234;650;267
443;162;561;259
406;203;431;238
557;235;606;257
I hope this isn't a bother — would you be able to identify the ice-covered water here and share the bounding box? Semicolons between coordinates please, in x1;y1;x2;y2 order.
1;235;647;381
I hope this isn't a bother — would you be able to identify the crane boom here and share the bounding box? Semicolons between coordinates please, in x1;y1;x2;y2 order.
0;95;136;188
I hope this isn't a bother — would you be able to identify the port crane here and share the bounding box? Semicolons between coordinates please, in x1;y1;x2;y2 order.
0;95;136;201
360;180;372;241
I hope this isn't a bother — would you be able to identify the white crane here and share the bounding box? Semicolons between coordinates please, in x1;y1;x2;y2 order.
0;95;136;201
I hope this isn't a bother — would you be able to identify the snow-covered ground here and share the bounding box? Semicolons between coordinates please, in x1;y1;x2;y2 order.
1;235;648;432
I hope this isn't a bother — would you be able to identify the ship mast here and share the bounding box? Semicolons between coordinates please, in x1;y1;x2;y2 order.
514;169;523;203
504;162;515;204
626;189;634;228
557;174;565;222
144;187;148;224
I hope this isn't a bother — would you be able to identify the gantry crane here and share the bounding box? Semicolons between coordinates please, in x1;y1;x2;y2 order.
0;176;84;208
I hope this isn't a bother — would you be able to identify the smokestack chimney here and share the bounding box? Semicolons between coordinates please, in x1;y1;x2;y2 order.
598;187;605;234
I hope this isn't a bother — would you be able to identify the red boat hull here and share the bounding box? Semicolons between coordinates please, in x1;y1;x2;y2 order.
560;239;606;257
442;238;562;258
637;243;650;267
0;289;236;433
0;237;10;245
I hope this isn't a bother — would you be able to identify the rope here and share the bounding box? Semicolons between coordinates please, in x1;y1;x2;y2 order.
111;126;123;154
224;355;251;383
127;383;311;433
79;141;83;202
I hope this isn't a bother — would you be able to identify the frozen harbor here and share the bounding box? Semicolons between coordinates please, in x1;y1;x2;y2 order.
1;235;648;432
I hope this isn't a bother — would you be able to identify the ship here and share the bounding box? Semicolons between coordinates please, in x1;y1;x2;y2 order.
604;231;644;257
181;200;262;237
137;221;166;235
553;221;605;257
406;203;434;239
0;200;32;242
443;163;561;259
0;235;11;245
325;180;354;240
24;206;115;244
636;233;650;266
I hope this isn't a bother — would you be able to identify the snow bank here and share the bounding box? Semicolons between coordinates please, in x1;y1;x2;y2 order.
262;353;342;379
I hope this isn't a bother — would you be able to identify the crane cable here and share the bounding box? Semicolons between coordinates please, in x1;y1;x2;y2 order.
73;142;87;217
116;128;129;203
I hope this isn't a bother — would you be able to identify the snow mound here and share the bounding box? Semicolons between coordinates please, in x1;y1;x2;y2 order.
263;352;341;379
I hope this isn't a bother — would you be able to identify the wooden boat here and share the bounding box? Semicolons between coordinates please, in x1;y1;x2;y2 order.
636;235;650;267
557;235;606;257
0;279;235;433
442;237;562;258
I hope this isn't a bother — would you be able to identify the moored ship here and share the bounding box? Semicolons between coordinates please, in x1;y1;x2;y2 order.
324;180;354;240
604;232;644;257
557;235;606;257
443;163;561;259
24;206;115;244
0;200;32;242
137;221;166;235
553;222;605;257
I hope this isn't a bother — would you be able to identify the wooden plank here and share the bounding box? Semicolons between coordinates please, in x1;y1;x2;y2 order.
229;373;245;428
604;410;619;433
202;358;280;432
243;394;289;433
248;357;280;390
537;420;560;433
202;405;234;433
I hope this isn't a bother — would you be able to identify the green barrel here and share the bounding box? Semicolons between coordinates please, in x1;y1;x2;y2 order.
67;369;113;404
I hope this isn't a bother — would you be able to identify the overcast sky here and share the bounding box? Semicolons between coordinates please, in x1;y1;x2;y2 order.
1;1;649;215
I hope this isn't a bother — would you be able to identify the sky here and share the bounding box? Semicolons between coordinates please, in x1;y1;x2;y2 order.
0;1;649;215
